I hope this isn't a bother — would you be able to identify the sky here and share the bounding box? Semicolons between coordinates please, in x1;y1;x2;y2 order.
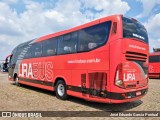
0;0;160;60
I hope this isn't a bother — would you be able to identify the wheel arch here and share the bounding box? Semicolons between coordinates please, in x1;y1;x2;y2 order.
13;73;18;81
53;77;66;87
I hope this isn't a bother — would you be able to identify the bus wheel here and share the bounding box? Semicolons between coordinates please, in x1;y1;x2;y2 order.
55;80;68;100
15;77;20;86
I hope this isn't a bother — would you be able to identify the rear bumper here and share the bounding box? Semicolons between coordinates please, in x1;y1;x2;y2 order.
110;88;148;103
67;85;148;104
149;73;160;79
80;87;148;104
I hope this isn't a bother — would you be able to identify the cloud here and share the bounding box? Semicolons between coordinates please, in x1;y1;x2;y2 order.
80;0;130;19
145;13;160;38
136;0;160;18
1;0;18;4
135;0;160;51
0;0;130;60
0;2;22;35
144;13;160;51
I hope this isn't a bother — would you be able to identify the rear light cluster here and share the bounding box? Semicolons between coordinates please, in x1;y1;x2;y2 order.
115;63;124;88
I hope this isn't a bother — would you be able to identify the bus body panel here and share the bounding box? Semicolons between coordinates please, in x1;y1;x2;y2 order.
149;53;160;79
109;38;148;93
18;80;53;91
8;15;149;103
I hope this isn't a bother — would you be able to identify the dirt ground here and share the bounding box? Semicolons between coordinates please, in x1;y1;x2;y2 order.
0;72;160;120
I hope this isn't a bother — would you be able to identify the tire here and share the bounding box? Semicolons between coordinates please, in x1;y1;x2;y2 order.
55;80;68;100
15;77;20;86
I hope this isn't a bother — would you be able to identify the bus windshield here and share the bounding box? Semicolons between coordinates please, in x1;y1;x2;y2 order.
123;17;148;43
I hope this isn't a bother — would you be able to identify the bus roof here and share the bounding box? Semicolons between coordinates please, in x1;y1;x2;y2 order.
36;14;122;42
149;52;160;56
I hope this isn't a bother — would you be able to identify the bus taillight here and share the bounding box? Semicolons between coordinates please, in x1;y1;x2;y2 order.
115;63;124;88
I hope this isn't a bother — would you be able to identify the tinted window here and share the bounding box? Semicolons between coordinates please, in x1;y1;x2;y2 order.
57;36;64;54
57;32;77;54
78;21;111;52
70;32;78;52
10;48;17;64
149;55;160;63
123;17;148;43
42;37;57;56
16;47;23;60
32;43;42;58
11;47;24;62
23;45;32;59
15;40;34;59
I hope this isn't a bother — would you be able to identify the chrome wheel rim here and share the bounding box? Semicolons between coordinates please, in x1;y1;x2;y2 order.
57;84;64;96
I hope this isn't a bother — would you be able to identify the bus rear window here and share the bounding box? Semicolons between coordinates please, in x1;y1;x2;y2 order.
123;17;148;43
149;55;160;63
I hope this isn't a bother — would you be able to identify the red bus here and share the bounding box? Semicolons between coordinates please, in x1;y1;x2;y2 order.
8;15;149;103
149;52;160;79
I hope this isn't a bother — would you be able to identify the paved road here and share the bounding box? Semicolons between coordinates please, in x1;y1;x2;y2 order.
0;72;159;120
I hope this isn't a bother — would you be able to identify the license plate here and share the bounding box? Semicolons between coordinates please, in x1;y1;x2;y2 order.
136;91;141;96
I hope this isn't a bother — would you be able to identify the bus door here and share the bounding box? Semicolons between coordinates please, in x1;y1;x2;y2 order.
5;54;12;72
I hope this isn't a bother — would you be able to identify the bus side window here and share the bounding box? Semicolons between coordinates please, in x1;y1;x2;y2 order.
59;34;72;54
32;43;42;58
78;21;111;52
88;43;97;49
25;51;32;58
78;30;89;52
47;49;56;55
16;46;23;60
42;37;57;57
57;32;77;55
71;32;78;52
10;49;17;64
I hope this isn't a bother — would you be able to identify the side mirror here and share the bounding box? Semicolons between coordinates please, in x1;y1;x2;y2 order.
5;54;13;64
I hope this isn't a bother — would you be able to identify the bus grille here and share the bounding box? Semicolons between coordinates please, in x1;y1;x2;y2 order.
125;51;147;62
